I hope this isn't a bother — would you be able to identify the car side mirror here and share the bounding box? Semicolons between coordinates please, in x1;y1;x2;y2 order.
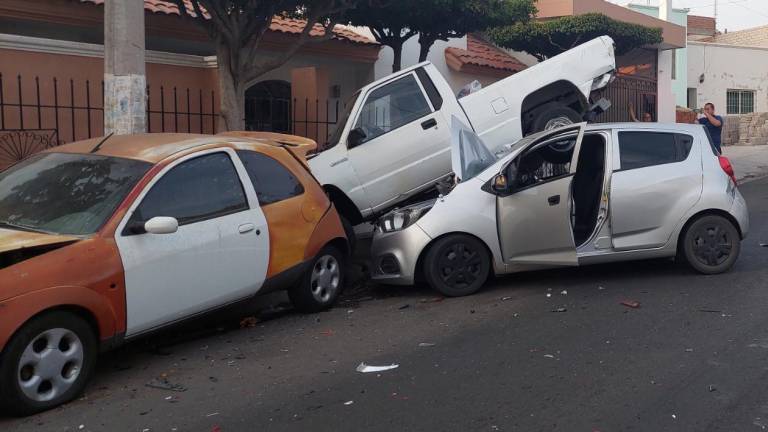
492;174;510;194
144;216;179;235
348;127;367;148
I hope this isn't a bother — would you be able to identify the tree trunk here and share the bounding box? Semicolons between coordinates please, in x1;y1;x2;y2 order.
391;40;404;73
216;45;246;132
418;35;434;63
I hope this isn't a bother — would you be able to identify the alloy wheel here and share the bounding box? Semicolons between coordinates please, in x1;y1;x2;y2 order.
17;328;84;402
437;242;483;290
691;223;733;267
310;254;341;304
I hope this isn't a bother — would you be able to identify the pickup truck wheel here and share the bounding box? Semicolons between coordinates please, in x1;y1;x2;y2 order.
289;246;345;313
424;234;491;297
531;104;582;133
0;311;97;416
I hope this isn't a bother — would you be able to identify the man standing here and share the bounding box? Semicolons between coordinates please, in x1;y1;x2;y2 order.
699;103;724;152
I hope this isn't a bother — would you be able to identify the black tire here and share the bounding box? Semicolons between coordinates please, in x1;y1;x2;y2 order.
530;103;582;133
424;234;491;297
0;311;97;416
529;104;583;164
680;215;741;274
289;245;345;313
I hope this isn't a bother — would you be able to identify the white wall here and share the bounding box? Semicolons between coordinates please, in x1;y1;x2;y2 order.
373;35;499;93
687;41;768;113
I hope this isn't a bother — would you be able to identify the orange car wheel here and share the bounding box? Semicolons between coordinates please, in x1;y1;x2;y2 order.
0;311;97;416
289;245;345;313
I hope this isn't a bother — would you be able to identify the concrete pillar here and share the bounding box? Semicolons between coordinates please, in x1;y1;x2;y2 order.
657;0;676;122
104;0;146;135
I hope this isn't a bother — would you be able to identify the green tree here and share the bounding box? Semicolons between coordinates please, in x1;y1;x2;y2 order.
488;13;663;62
348;0;535;73
173;0;369;131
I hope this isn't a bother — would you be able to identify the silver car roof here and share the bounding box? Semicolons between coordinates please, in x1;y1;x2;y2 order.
585;122;706;133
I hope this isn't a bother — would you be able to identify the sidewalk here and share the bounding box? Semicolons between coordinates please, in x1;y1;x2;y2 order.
723;145;768;183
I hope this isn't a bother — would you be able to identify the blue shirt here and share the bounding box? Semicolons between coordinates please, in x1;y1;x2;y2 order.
699;115;723;151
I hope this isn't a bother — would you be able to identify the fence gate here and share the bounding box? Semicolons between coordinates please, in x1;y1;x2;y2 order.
593;75;658;123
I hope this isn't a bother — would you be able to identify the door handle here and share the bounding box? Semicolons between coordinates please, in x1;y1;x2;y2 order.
421;118;438;130
238;223;255;234
548;195;561;206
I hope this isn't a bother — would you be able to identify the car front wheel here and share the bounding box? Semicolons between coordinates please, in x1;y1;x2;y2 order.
289;245;345;313
424;234;491;297
681;215;741;274
0;311;97;416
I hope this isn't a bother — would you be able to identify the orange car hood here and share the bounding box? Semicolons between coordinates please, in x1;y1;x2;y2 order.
0;228;81;254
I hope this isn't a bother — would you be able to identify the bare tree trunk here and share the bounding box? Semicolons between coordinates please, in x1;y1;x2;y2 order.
391;40;404;73
216;47;246;132
418;34;434;63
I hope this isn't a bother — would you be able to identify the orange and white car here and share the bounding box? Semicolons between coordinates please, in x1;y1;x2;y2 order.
0;132;348;415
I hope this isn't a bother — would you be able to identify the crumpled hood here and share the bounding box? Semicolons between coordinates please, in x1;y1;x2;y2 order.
0;228;80;254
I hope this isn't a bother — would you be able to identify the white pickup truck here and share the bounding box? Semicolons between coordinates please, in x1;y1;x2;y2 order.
309;36;616;228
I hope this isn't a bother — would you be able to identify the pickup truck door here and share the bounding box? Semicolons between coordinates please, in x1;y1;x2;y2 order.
346;70;451;213
496;124;586;266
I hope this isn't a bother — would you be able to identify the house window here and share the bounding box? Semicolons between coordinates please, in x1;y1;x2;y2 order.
687;88;697;109
726;89;755;114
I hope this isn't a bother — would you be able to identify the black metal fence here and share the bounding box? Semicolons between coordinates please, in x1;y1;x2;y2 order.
245;96;340;144
593;75;658;123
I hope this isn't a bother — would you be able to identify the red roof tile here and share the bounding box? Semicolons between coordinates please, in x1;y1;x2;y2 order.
445;34;527;75
79;0;376;45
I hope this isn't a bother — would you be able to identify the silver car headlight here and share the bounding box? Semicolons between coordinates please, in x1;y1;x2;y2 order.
378;200;435;234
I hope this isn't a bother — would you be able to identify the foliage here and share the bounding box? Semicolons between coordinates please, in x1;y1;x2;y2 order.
173;0;368;130
488;13;664;61
348;0;536;72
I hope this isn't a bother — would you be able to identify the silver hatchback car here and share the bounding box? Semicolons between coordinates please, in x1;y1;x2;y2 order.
370;121;749;297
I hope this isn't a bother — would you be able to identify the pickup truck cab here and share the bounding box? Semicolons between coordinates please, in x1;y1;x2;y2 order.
309;36;617;227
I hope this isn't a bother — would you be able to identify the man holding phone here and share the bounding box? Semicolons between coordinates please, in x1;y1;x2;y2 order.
699;103;724;152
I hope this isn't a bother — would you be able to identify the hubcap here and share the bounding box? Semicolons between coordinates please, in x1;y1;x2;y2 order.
692;223;733;267
17;328;84;402
544;116;574;131
310;255;341;303
437;243;483;289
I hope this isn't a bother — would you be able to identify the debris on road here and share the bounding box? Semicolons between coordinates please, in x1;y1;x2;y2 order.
398;304;411;310
418;342;436;347
344;400;354;406
501;296;513;301
546;293;552;298
145;377;187;392
551;307;567;313
240;316;258;328
356;363;399;373
620;300;641;309
708;385;717;392
206;412;220;417
560;290;568;296
698;309;722;313
598;286;606;291
420;297;444;303
760;243;768;248
320;329;334;336
685;348;694;352
543;354;555;358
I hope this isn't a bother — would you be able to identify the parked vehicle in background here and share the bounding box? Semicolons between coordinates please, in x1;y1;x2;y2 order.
310;36;617;231
0;132;348;415
370;120;748;297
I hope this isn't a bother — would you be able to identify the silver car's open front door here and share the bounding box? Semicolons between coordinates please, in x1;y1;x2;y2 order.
496;124;586;266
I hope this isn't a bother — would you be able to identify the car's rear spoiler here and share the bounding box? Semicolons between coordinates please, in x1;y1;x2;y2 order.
218;131;318;161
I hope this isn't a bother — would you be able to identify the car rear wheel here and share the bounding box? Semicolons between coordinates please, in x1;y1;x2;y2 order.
681;215;741;274
0;311;97;416
424;234;491;297
289;245;345;313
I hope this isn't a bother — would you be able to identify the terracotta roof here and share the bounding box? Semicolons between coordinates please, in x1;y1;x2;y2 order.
445;34;527;76
79;0;376;45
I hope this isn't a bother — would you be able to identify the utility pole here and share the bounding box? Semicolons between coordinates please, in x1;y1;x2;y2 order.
104;0;147;135
714;0;718;26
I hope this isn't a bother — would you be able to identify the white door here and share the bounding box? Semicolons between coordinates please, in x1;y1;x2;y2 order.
346;72;451;213
496;125;585;265
116;150;269;337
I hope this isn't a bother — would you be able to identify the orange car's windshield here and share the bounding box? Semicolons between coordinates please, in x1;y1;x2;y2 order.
0;153;151;236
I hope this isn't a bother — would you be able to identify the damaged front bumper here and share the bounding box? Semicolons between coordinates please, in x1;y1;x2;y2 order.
370;223;432;286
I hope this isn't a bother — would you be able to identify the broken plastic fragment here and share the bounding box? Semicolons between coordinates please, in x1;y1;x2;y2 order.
356;363;399;373
560;290;568;296
418;343;436;347
620;300;641;309
543;354;555;358
552;307;567;313
344;400;354;406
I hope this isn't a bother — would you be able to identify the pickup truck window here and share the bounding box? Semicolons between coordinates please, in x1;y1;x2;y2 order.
354;74;431;145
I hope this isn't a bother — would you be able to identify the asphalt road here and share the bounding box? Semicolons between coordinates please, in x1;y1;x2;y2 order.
2;177;767;432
